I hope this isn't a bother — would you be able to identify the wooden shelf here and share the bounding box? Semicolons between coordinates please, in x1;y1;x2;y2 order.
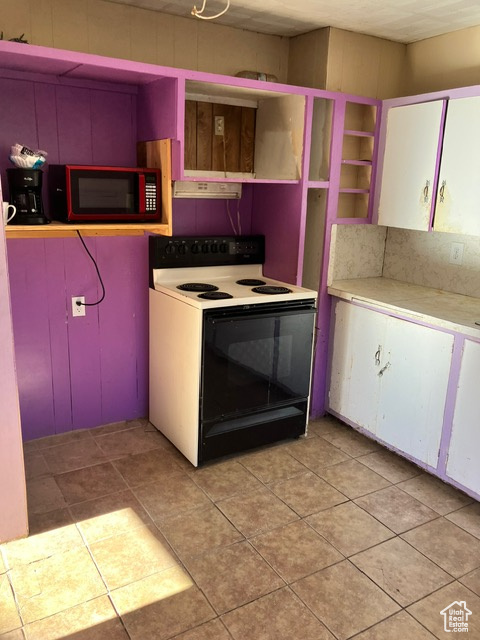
339;188;370;194
341;159;372;166
343;129;375;137
5;221;170;239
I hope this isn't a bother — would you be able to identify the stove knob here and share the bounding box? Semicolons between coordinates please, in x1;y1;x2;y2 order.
165;244;176;255
191;244;200;254
202;244;209;254
211;244;218;254
219;243;228;253
177;244;187;255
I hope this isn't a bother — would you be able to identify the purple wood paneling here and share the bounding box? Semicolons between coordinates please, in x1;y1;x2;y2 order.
90;91;137;166
137;78;178;143
172;184;253;235
252;183;303;284
56;86;94;165
6;240;56;439
96;236;149;423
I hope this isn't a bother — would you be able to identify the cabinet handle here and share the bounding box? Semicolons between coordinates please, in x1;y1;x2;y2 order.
439;180;446;203
423;180;430;203
378;362;391;377
374;346;381;366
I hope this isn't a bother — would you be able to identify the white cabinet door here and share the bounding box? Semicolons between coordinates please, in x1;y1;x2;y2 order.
447;339;480;493
329;301;386;434
376;316;453;467
377;100;444;231
434;97;480;236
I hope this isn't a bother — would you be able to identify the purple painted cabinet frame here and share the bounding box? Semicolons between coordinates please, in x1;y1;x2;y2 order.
0;40;381;441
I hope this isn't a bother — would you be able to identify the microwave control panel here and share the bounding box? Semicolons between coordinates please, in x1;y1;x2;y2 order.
146;174;158;212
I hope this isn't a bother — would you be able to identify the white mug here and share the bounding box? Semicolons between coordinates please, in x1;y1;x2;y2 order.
3;202;16;225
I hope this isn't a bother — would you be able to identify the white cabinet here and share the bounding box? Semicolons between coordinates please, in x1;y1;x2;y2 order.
329;300;453;466
377;100;444;231
434;97;480;236
447;339;480;493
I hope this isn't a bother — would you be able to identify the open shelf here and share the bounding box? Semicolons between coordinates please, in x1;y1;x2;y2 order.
5;221;170;239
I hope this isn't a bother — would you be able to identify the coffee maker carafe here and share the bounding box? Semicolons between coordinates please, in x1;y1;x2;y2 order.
7;168;49;225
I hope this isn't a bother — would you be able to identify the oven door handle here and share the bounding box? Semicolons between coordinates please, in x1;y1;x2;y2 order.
208;308;316;324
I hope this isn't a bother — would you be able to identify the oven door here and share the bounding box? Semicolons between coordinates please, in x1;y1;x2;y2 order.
200;300;316;450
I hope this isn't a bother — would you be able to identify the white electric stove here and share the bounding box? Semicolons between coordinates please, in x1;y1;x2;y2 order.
149;235;318;466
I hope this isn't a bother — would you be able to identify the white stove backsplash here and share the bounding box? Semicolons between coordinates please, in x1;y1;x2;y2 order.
327;224;387;284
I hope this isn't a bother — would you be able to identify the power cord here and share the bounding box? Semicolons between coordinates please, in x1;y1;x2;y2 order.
75;230;106;307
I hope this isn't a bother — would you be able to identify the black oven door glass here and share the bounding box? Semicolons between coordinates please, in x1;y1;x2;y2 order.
201;302;316;424
70;170;138;215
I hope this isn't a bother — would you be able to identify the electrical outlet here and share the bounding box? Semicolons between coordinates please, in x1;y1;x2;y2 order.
449;242;465;265
72;296;86;317
214;116;225;136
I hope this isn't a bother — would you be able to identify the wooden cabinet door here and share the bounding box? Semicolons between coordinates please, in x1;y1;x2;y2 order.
434;96;480;236
377;101;444;231
376;316;453;467
329;301;387;434
447;339;480;493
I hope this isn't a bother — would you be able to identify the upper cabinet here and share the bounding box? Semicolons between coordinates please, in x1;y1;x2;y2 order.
182;80;306;182
376;94;480;236
377;100;445;231
434;96;480;236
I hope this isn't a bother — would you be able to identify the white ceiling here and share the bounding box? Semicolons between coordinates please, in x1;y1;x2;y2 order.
105;0;480;43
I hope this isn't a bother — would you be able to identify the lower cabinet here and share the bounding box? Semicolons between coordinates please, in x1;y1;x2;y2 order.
446;339;480;493
329;300;453;467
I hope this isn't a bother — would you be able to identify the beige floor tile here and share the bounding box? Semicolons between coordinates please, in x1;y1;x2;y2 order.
42;439;107;475
318;459;391;499
112;448;184;487
0;630;24;639
221;587;335;640
110;566;215;640
27;507;73;537
190;460;262;502
355;485;439;534
0;575;22;635
408;581;480;638
216;487;298;537
459;568;480;596
307;502;394;556
239;447;308;484
357;449;422;483
321;428;381;457
398;474;473;515
9;546;106;624
446;502;480;539
3;511;83;568
54;462;128;505
23;453;50;481
291;561;400;640
307;415;349;437
22;595;128;640
26;430;93;452
353;610;436;639
251;520;343;583
133;473;211;522
89;420;134;437
350;537;453;606
25;477;67;515
173;619;232;640
184;541;284;614
158;506;243;560
69;489;153;544
89;524;177;590
269;472;347;517
402;518;480;578
287;437;351;473
93;428;164;459
0;553;6;574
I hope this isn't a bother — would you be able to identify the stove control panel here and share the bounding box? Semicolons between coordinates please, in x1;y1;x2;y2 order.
149;235;265;274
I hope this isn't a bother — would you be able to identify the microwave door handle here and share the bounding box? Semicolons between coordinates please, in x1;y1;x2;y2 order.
138;173;146;213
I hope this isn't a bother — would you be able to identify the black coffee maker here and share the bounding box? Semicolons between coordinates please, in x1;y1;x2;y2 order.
7;168;50;225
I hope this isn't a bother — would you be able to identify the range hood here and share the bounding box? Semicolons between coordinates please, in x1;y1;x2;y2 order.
173;181;242;199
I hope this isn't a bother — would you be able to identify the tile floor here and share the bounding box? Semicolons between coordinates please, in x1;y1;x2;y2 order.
1;416;480;640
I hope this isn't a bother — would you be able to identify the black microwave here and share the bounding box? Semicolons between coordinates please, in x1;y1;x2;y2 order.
48;165;162;222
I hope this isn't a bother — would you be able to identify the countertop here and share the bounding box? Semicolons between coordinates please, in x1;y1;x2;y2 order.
328;277;480;339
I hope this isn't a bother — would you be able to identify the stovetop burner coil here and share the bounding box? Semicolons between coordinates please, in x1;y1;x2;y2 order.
177;283;218;292
236;279;266;286
198;291;234;300
252;285;292;295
